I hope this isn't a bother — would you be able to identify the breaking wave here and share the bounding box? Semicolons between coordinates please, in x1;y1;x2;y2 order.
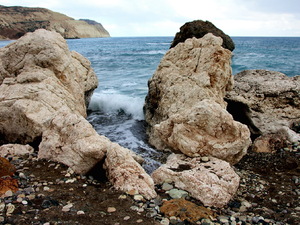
88;92;145;121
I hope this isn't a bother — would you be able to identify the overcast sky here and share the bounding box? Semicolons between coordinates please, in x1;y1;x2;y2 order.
1;0;300;37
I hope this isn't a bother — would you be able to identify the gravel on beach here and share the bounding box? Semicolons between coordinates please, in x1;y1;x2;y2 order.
0;141;299;225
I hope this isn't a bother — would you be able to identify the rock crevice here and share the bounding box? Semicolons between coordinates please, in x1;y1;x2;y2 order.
225;69;300;142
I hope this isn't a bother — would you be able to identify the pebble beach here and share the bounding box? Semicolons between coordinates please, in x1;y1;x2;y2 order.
1;140;299;225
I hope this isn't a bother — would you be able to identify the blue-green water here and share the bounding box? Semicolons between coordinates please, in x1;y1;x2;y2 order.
67;36;300;172
67;37;172;118
66;36;300;118
1;36;299;172
232;37;300;77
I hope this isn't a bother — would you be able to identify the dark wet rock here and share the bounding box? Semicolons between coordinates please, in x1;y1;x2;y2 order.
170;20;235;51
41;197;59;209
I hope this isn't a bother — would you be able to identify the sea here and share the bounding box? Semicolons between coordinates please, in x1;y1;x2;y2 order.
1;36;299;173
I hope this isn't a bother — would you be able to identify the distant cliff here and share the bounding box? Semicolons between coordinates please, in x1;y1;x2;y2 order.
0;5;110;39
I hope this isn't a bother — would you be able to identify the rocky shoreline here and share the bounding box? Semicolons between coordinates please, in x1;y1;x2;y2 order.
0;140;299;224
1;22;300;225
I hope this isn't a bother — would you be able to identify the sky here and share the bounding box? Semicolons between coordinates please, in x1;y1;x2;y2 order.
1;0;300;37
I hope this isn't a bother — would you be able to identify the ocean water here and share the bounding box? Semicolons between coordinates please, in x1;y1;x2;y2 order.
1;36;299;173
231;37;300;76
66;36;300;173
67;37;172;173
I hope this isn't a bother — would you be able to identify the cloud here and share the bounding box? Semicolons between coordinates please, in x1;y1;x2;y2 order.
240;0;300;15
1;0;62;9
217;14;300;36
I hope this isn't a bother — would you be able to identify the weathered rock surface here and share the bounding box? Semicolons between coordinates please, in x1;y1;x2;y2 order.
0;144;34;157
0;5;110;39
170;20;235;51
0;177;18;197
0;29;156;199
150;99;250;164
252;134;288;153
104;145;157;200
0;29;103;173
160;198;215;223
38;107;108;174
145;34;251;164
225;70;300;142
152;154;240;208
0;157;15;177
0;29;98;145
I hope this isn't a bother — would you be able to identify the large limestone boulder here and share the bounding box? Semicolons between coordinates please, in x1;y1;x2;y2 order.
225;70;300;142
151;99;251;164
0;29;98;144
145;34;251;164
0;29;156;198
0;29;104;171
152;154;240;208
170;20;235;51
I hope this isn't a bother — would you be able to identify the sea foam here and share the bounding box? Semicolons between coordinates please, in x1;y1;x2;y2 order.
88;92;145;120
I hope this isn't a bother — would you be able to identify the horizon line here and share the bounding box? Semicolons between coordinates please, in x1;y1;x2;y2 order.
99;35;300;38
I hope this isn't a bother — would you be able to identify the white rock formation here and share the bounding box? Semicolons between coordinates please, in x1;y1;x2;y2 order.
0;30;157;199
151;99;251;164
225;70;300;142
145;34;251;164
104;145;157;200
0;144;34;157
152;154;240;208
0;30;106;174
0;29;98;144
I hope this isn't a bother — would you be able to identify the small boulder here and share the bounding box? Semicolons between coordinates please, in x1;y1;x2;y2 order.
104;144;157;200
0;177;18;197
167;189;188;199
252;134;288;153
0;144;34;157
152;154;240;208
38;107;108;174
160;198;215;223
0;157;15;177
